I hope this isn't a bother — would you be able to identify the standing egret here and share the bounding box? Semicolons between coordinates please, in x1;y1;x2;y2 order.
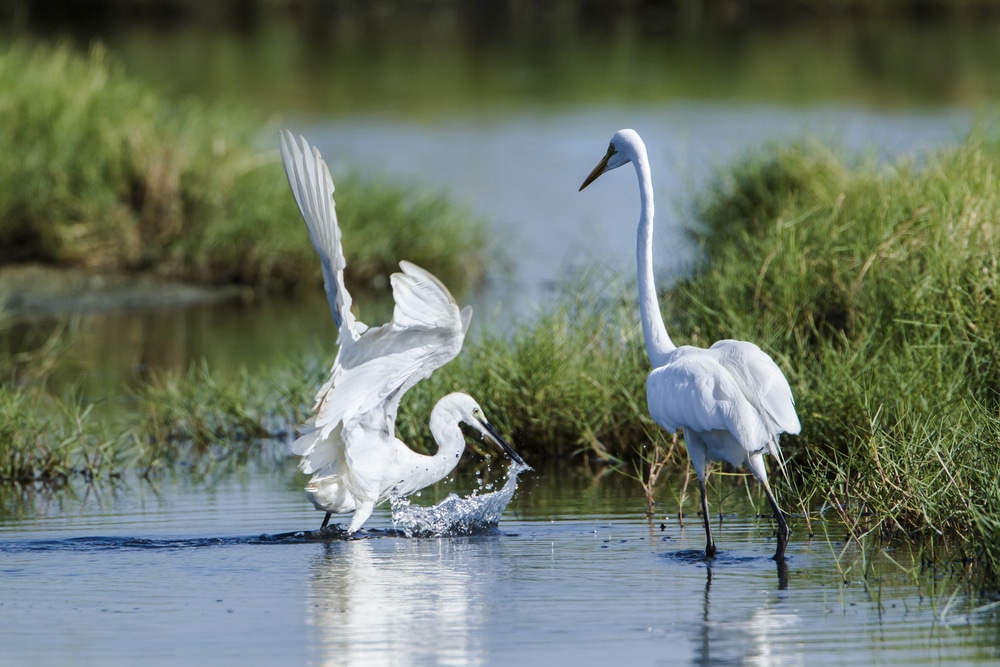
280;131;525;534
579;129;800;560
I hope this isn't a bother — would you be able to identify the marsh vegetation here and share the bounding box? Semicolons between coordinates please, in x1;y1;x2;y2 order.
6;120;1000;585
2;33;1000;595
684;132;1000;575
0;42;489;292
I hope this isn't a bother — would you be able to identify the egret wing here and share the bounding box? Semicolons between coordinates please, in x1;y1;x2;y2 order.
311;261;468;436
279;130;363;342
646;347;777;456
281;133;471;493
709;340;801;436
392;260;472;331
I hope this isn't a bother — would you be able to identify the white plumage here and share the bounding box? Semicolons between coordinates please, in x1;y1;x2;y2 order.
280;130;524;534
580;129;800;559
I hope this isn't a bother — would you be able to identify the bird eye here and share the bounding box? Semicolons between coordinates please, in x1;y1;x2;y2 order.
608;143;615;154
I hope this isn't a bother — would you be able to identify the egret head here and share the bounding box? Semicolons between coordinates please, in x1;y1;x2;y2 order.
446;393;527;467
579;129;644;191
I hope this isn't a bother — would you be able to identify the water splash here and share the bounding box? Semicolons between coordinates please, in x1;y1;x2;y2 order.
390;462;531;537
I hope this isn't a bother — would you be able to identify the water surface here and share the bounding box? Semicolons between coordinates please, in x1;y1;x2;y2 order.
2;469;998;666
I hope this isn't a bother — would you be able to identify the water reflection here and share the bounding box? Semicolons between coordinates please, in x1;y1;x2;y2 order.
77;17;1000;115
306;538;503;666
693;559;798;666
3;470;1000;665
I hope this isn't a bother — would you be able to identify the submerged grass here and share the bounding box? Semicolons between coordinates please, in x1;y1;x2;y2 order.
0;40;489;293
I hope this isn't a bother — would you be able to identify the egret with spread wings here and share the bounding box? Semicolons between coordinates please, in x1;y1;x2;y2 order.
579;129;800;560
279;131;525;534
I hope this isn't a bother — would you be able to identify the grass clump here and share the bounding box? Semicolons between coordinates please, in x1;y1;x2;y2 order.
0;321;321;484
395;276;681;467
0;328;135;483
0;40;489;293
679;131;1000;571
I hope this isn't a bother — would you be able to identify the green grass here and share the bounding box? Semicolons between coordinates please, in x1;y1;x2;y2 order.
0;40;490;293
676;130;1000;573
395;275;681;467
0;328;134;483
1;273;675;479
5;99;1000;584
0;328;316;484
117;280;681;469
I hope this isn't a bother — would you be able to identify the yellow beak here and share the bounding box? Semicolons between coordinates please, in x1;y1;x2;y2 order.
579;147;615;191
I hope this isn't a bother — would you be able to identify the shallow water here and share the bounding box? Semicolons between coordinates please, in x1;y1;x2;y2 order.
3;18;999;665
2;467;997;666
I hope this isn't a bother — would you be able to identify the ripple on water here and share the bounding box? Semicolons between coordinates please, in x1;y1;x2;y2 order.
662;548;780;566
3;469;1000;666
0;465;529;553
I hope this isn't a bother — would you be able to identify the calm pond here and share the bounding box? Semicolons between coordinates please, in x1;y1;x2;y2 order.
4;14;1000;665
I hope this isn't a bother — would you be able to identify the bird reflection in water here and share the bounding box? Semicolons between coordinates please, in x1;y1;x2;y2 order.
693;558;797;666
304;538;504;666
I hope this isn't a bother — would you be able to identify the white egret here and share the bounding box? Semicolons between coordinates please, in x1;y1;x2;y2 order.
279;130;525;534
579;129;800;560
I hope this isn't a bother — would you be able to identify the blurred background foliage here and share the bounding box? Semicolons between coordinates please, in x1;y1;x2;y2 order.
2;0;1000;115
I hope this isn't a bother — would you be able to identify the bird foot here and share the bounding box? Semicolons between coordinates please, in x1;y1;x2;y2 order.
311;523;350;540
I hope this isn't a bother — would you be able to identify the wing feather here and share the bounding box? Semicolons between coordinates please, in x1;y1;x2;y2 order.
647;353;768;450
279;130;362;342
646;343;798;459
709;340;801;436
280;132;472;507
391;261;464;329
311;263;467;438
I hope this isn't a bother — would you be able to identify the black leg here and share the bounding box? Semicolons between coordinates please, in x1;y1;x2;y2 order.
320;512;332;530
763;486;789;561
776;557;789;590
698;477;716;558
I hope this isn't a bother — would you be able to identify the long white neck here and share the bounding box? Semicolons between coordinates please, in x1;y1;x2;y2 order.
394;404;466;497
633;150;675;367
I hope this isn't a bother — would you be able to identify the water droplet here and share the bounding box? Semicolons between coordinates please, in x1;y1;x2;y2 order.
389;464;525;537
